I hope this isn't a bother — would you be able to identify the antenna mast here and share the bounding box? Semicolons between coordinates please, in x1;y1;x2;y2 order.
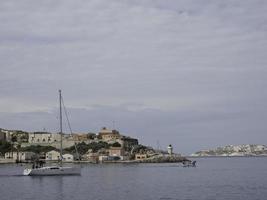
59;89;63;166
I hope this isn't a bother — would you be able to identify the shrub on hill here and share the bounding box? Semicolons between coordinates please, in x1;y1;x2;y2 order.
111;142;121;147
65;141;110;154
21;145;56;154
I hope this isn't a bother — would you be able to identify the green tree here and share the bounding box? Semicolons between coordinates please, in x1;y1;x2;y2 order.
0;141;12;156
21;145;56;154
64;141;110;155
111;142;121;147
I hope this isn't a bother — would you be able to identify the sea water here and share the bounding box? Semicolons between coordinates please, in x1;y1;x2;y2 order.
0;157;267;200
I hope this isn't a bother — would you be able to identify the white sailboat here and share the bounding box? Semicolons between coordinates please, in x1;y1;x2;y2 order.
23;90;81;176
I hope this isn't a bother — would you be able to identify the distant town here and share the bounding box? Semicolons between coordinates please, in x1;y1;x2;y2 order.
0;127;185;164
191;144;267;157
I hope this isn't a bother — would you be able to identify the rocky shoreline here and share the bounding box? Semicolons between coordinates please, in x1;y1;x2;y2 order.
0;154;189;164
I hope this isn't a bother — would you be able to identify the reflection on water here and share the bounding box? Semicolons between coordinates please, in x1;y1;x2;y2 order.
0;157;267;200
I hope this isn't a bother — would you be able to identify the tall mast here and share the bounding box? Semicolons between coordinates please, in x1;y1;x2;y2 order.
59;89;63;166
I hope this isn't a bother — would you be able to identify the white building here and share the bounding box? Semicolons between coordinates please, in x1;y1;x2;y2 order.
63;154;74;162
29;132;61;144
27;132;76;149
45;151;74;162
45;150;60;161
5;151;36;161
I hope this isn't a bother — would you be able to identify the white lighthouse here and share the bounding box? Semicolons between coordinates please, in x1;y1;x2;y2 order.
167;144;173;155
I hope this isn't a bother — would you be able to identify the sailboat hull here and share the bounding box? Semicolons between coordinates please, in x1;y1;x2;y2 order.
23;166;81;176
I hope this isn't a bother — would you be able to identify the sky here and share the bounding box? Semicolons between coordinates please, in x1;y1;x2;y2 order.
0;0;267;155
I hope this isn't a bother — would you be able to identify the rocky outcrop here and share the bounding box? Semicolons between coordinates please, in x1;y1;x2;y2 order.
191;144;267;157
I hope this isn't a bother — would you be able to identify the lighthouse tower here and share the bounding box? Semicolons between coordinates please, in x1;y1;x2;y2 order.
167;144;173;155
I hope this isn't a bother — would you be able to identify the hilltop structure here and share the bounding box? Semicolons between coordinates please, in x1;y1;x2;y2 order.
27;132;75;149
0;128;28;143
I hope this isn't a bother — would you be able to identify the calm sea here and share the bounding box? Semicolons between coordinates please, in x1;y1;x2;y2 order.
0;157;267;200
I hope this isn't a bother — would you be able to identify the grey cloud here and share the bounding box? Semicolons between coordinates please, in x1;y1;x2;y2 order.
0;0;267;154
0;33;78;45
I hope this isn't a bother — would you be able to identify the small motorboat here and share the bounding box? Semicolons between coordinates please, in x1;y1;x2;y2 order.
182;160;196;167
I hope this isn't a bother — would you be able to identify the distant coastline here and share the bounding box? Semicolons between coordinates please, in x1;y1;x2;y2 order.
190;144;267;157
187;155;267;158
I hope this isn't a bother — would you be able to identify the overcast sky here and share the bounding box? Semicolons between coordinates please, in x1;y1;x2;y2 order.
0;0;267;154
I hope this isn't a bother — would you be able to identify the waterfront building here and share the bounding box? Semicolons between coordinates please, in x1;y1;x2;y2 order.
4;151;36;162
84;152;99;163
45;150;60;161
108;147;126;161
62;154;74;162
99;155;108;162
109;146;125;157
